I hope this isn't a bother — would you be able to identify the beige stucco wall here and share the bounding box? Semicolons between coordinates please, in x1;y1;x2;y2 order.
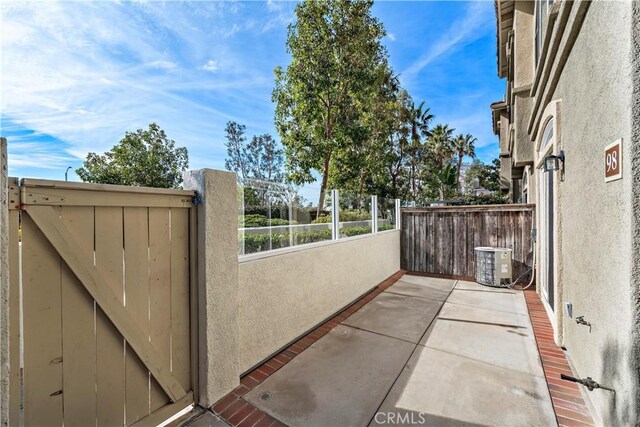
512;92;535;166
513;0;534;89
534;2;634;424
183;169;240;406
237;230;400;372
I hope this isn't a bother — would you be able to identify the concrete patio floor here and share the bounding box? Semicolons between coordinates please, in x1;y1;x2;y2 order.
234;276;557;426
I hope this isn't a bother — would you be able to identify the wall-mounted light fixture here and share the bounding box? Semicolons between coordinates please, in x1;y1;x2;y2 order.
544;150;565;173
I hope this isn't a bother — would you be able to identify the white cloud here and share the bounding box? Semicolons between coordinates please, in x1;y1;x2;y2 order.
147;60;177;70
401;2;494;83
202;60;219;72
266;0;282;13
387;32;396;42
0;0;282;169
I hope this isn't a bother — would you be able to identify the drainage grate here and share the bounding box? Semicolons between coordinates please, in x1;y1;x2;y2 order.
260;392;272;401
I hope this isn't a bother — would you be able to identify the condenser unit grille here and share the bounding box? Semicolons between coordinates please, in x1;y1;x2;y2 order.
475;247;513;287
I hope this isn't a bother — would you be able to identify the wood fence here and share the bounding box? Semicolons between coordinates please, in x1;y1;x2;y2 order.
7;178;197;426
400;205;535;280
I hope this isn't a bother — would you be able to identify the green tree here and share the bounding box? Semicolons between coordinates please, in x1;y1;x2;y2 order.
76;123;188;189
224;121;249;180
406;99;434;200
428;124;455;167
485;158;502;191
436;163;458;200
273;0;389;214
246;134;285;184
463;158;501;193
452;133;477;193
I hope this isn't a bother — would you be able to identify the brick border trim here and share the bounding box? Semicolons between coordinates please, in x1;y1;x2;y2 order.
524;289;595;427
207;271;406;427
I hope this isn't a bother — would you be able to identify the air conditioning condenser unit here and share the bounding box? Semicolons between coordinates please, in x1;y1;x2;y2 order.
474;247;513;287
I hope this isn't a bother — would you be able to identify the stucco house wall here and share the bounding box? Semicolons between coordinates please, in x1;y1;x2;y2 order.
526;2;634;424
547;3;633;424
494;1;638;423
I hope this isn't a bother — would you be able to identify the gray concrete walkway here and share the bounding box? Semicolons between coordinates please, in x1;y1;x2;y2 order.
243;276;556;426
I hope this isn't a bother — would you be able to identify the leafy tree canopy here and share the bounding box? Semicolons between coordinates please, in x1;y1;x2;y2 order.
273;0;390;211
76;123;188;189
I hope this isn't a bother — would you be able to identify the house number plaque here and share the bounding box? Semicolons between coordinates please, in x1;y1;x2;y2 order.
604;139;622;182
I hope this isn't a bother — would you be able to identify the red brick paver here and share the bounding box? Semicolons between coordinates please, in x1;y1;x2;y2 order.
208;270;406;427
524;289;596;427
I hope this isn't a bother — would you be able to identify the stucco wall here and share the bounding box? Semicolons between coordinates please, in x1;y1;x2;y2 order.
543;2;634;424
513;1;534;89
237;230;400;372
513;92;535;166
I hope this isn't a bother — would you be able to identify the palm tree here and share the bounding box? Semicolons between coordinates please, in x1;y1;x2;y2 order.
452;133;477;193
429;124;455;167
406;100;434;200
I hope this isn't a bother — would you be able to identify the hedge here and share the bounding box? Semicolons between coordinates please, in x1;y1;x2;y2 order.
312;209;371;224
240;222;395;254
239;214;298;228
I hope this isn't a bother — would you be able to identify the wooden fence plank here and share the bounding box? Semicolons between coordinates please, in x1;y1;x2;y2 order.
8;209;20;426
124;207;153;424
400;206;534;280
60;206;97;426
170;208;191;392
95;206;126;426
148;208;172;412
22;213;63;426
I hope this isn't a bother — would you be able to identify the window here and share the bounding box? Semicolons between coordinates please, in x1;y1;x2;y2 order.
535;0;554;65
541;119;554;149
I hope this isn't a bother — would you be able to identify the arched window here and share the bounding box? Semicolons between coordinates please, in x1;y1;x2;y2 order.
541;119;554;149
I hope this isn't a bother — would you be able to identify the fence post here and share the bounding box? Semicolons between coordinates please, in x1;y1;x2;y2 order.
395;199;402;230
183;168;240;407
331;189;339;240
1;137;8;427
371;195;378;233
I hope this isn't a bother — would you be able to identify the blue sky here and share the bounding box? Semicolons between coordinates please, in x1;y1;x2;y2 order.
0;0;503;186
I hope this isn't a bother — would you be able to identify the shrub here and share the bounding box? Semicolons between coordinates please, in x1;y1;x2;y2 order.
377;224;395;232
239;214;297;228
341;226;372;237
312;215;332;224
456;194;510;205
240;228;332;254
311;209;371;224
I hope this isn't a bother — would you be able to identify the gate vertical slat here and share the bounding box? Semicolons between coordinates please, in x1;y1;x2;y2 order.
60;206;97;426
148;208;172;412
95;206;126;426
22;213;64;426
124;207;152;424
170;208;191;391
8;188;20;426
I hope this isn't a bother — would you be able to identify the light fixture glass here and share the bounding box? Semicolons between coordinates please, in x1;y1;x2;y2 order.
544;155;559;172
544;150;565;173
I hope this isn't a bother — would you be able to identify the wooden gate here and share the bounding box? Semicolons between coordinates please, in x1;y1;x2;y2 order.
7;178;197;426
